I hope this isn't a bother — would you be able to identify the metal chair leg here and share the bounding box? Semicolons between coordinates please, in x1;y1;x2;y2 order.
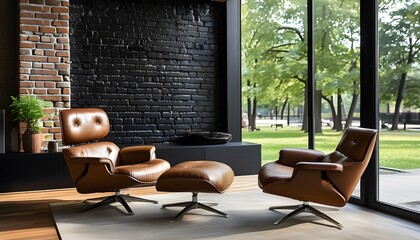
270;202;342;229
81;195;116;213
273;205;306;225
122;195;158;204
83;196;109;203
306;205;342;228
81;190;157;215
117;196;134;215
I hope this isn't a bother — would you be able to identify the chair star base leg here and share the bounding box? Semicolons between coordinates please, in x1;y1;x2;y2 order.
123;194;158;204
162;192;228;222
270;202;343;229
81;190;158;215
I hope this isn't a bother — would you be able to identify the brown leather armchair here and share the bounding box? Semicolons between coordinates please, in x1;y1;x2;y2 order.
60;108;170;215
258;127;377;228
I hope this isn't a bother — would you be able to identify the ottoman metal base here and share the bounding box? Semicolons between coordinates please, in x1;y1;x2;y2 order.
162;192;228;222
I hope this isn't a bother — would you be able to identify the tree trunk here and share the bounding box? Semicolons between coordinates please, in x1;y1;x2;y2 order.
323;96;336;129
280;98;288;120
391;72;408;130
345;59;359;130
345;91;358;129
247;97;252;131
391;41;415;130
315;89;323;133
252;94;257;130
302;89;308;132
247;80;253;131
336;93;343;131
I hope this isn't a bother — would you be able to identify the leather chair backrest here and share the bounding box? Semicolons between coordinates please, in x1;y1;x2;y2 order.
60;108;110;145
323;127;377;201
335;127;377;163
60;108;121;183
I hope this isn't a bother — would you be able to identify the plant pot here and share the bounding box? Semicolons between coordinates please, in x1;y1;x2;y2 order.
22;133;42;153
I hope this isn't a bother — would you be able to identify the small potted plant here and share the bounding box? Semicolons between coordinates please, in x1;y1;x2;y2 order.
10;95;51;153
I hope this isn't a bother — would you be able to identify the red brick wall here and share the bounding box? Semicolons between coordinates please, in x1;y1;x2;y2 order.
19;0;70;143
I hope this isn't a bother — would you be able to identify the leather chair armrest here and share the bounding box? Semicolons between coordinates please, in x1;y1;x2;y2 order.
278;148;326;167
71;156;115;172
295;162;343;172
119;145;156;165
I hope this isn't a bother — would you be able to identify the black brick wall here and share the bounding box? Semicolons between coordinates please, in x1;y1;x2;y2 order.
69;0;227;144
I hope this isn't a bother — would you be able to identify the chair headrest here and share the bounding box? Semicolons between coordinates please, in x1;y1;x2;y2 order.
60;108;110;145
336;127;377;162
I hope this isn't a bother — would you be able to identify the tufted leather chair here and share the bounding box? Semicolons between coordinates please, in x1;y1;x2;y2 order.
60;108;170;215
258;127;377;228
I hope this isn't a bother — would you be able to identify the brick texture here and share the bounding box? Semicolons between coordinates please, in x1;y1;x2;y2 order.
18;0;227;146
70;0;226;144
19;0;70;143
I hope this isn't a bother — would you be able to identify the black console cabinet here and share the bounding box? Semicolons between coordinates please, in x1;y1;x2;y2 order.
156;142;261;175
0;152;73;193
0;142;261;193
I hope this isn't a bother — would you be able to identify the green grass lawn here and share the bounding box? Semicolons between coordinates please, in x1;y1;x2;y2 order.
242;126;420;170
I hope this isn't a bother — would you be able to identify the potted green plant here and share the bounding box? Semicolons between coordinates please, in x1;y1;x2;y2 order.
10;95;51;153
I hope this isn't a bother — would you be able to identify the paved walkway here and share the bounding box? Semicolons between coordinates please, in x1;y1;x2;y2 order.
379;168;420;212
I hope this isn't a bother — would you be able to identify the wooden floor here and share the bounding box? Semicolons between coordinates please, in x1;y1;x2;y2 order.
0;175;418;240
0;175;258;240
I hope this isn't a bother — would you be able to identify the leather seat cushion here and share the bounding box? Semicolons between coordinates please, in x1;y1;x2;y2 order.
114;159;170;183
156;161;234;193
258;162;294;188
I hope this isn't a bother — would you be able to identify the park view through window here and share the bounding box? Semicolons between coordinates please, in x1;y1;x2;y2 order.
378;0;420;213
241;0;419;213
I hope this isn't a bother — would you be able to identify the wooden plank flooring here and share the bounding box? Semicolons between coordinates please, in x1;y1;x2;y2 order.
0;175;258;240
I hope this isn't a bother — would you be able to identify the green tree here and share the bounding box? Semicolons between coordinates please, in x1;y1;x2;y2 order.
314;0;360;132
242;0;306;131
242;0;282;130
242;0;362;133
379;1;420;130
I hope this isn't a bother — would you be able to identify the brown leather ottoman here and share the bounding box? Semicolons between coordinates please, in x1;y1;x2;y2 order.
156;161;234;222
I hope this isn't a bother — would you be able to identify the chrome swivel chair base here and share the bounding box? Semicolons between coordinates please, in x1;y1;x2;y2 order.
162;192;228;222
269;201;342;229
82;190;158;215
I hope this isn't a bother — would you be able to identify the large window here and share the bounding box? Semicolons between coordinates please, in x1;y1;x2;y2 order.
378;0;420;213
314;0;361;196
241;0;307;164
241;0;420;222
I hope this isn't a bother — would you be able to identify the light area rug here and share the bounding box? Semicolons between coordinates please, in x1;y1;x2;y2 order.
50;191;420;240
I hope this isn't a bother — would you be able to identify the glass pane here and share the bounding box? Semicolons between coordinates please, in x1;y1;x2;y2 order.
314;1;361;196
378;0;420;212
241;0;307;165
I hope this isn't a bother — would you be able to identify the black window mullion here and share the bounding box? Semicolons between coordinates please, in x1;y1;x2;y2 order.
358;0;419;224
359;0;379;206
307;0;315;149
